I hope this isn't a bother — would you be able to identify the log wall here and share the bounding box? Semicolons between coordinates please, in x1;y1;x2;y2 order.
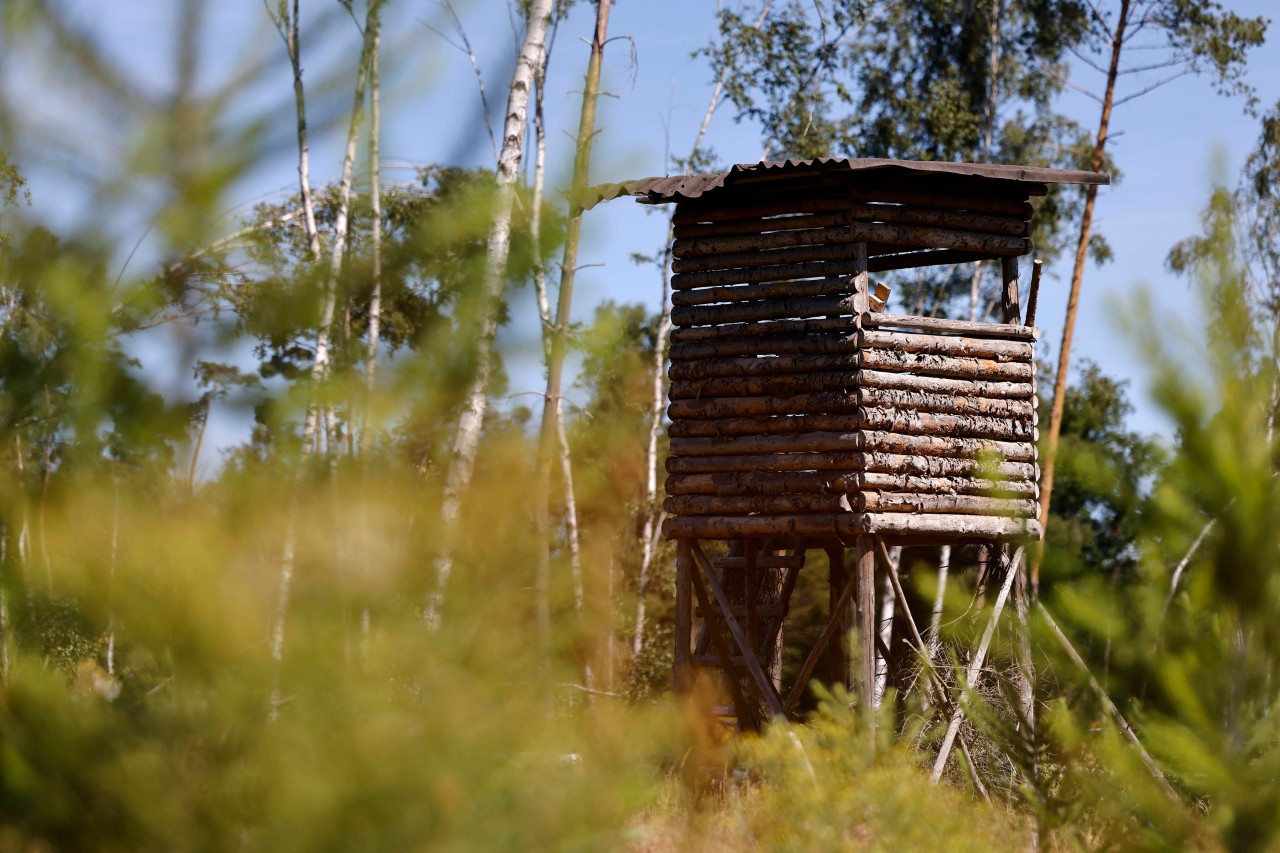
661;186;1041;544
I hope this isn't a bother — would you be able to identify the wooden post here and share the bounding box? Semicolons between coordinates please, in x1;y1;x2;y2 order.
1001;255;1021;325
827;547;847;688
851;241;871;314
674;538;692;691
855;538;877;729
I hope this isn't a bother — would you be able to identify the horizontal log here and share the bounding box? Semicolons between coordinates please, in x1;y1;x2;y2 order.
863;311;1039;341
857;491;1037;517
668;353;858;381
665;470;1035;498
668;413;862;438
664;494;852;516
665;450;1037;480
846;185;1033;218
667;471;856;496
856;471;1037;498
672;273;856;304
858;407;1036;441
856;368;1034;400
671;233;857;271
868;248;990;273
862;512;1041;541
669;371;854;400
668;429;1034;460
663;513;861;540
669;333;858;361
859;349;1035;382
856;385;1036;418
669;392;860;420
672;194;850;226
862;429;1036;462
673;222;1030;259
671;294;856;328
846;201;1028;237
858;328;1034;361
670;316;854;343
665;451;864;474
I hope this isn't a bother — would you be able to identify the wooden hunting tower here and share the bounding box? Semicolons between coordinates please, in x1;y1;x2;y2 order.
592;158;1108;729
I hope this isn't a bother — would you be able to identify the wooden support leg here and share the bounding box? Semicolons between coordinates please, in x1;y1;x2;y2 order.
674;538;692;692
855;538;877;730
826;547;847;688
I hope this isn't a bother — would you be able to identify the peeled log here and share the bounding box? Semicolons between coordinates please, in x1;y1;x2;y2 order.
861;429;1035;462
672;294;854;328
863;311;1038;341
859;348;1034;382
664;493;852;516
670;333;858;361
668;353;858;381
858;329;1033;361
669;391;859;420
663;513;862;540
863;512;1041;541
666;471;856;496
856;368;1034;400
672;274;855;305
671;316;854;343
671;237;857;273
845;201;1028;237
673;194;849;227
673;221;1029;259
858;407;1036;441
669;371;853;400
860;452;1037;481
855;471;1037;498
856;386;1034;418
665;451;864;474
856;491;1037;517
668;413;861;438
668;429;1034;459
664;449;1037;479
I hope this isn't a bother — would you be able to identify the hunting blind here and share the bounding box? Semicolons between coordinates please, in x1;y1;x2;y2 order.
591;158;1108;731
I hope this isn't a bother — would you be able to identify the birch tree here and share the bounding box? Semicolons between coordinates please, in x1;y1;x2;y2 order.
430;0;555;627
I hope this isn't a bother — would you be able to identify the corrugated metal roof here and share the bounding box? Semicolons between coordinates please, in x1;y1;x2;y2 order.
582;157;1109;209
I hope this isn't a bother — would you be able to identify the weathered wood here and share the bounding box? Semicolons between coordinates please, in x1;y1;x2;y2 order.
669;371;854;400
862;311;1039;341
865;513;1040;539
670;333;858;361
851;242;871;314
857;386;1035;418
857;491;1037;517
859;348;1035;381
668;353;858;381
665;469;1035;497
663;513;860;539
1024;258;1043;328
673;261;861;292
673;275;856;306
862;429;1036;462
856;471;1037;498
668;429;1034;460
684;546;760;729
856;368;1034;400
1001;255;1021;325
858;407;1036;441
858;329;1033;361
673;193;849;226
665;451;864;474
847;185;1033;218
665;493;852;516
671;236;858;272
847;200;1029;237
666;449;1037;480
671;294;856;328
668;413;862;438
867;249;990;273
669;391;860;420
854;541;877;729
673;221;1030;259
671;315;854;343
674;539;692;691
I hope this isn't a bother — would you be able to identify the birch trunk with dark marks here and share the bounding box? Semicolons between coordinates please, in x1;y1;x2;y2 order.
429;0;554;628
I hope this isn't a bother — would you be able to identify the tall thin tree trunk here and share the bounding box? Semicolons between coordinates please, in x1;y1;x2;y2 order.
430;0;554;628
364;26;382;406
1036;0;1129;592
534;0;612;656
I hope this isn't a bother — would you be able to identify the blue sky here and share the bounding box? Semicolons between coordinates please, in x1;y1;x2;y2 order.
4;0;1279;461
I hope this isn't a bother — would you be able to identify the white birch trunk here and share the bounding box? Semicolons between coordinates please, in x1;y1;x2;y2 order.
429;0;554;628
